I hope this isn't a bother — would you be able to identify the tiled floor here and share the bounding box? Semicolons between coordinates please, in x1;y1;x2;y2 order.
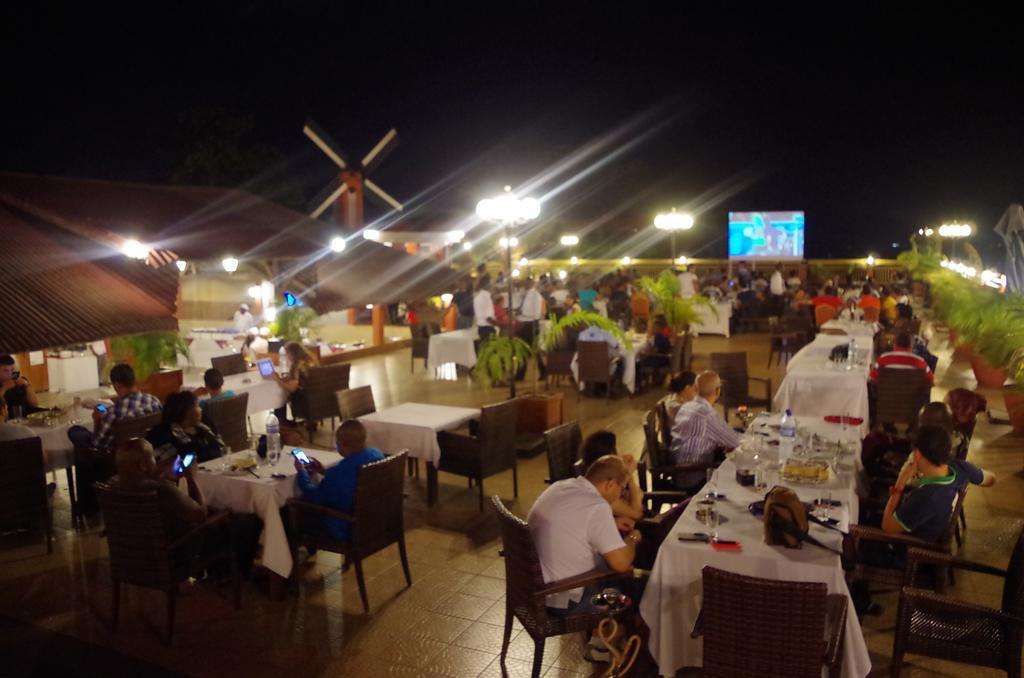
1;325;1021;677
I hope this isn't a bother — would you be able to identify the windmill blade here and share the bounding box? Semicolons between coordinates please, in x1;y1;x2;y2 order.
361;128;399;174
364;178;404;211
303;117;351;169
308;177;346;219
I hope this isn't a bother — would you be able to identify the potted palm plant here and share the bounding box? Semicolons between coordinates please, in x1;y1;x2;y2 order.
109;331;190;402
269;306;318;343
635;270;714;335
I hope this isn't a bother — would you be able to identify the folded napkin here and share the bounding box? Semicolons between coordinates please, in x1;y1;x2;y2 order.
824;415;864;425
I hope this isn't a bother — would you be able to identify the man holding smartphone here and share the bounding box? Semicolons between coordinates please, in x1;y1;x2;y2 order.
0;354;41;416
293;420;384;541
114;438;207;538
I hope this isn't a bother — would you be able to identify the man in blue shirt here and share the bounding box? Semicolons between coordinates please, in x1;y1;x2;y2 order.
293;419;385;541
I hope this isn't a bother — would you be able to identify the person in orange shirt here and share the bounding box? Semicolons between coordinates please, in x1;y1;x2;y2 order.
856;284;881;311
631;288;651;330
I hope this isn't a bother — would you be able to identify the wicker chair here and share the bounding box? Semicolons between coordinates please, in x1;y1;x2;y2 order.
543;350;574;388
637;408;715;507
862;305;882;323
210;353;248;377
286;452;410;613
693;566;847;678
292;363;351;438
891;525;1024;677
410;324;431;372
95;482;239;643
543;420;582;483
875;366;931;431
0;437;52;553
335;385;376;420
437;399;519;511
842;484;966;596
768;330;802;367
112;411;164;446
710;352;772;420
203;392;250;453
815;304;838;327
492;496;634;678
576;341;615;403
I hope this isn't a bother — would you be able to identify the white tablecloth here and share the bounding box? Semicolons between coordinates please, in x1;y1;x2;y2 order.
46;355;99;393
194;447;337;578
360;403;480;466
693;302;733;337
427;329;479;373
29;407;94;470
786;334;873;375
820;319;880;341
640;460;871;678
180;334;243;369
775;336;871;438
183;372;288;416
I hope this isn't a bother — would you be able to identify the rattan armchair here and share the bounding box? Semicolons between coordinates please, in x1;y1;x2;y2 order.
576;341;616;402
291;363;351;438
410;324;431;372
874;366;931;431
492;496;634;678
891;525;1024;677
543;350;575;388
0;437;51;553
210;353;248;376
693;566;847;678
710;351;771;420
286;452;411;613
335;385;376;420
637;408;716;505
543;420;581;484
95;482;239;644
436;399;519;511
203;392;250;453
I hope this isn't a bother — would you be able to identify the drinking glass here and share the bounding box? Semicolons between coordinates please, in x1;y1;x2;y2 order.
707;504;721;540
705;468;716;498
10;405;23;422
815;490;833;521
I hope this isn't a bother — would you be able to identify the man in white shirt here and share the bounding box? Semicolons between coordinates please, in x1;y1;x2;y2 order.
528;455;640;659
769;264;786;314
517;277;545;345
473;275;498;339
676;267;699;299
233;304;255;333
670;371;741;490
549;280;570;309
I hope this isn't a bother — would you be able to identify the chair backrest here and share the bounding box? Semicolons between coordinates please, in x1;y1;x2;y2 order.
875;366;931;428
410;326;431;360
657;398;675;450
210;353;248;377
938;485;968;549
113;411;163;446
544;420;582;482
298;364;351;420
545;350;575;377
492;496;549;635
701;566;828;678
1001;523;1024;617
815;304;837;326
351;452;407;557
0;437;47;532
336;385;376;420
710;352;750;403
563;324;585;351
577;341;611;384
203;392;250;452
862;305;881;323
478;399;520;471
644;408;671;468
267;340;283;355
95;483;173;587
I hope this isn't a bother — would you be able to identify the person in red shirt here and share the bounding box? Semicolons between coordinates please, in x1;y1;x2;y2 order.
870;331;933;383
857;284;881;311
811;286;843;310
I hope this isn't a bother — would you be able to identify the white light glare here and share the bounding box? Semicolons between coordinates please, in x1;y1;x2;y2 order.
511;268;521;278
560;235;580;246
264;306;277;322
676;255;688;265
462;241;473;251
330;236;347;252
654;210;695;231
519;257;529;266
222;257;239;273
363;229;382;242
558;269;567;280
981;269;1007;289
866;255;875;266
441;293;454;305
446;230;465;244
621;256;632;265
499;237;519;248
122;239;148;260
247;286;262;300
476;190;541;223
570;256;580;265
175;260;187;272
938;223;972;238
365;304;374;310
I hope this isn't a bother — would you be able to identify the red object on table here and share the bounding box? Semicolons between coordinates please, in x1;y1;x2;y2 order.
710;540;742;551
823;415;864;425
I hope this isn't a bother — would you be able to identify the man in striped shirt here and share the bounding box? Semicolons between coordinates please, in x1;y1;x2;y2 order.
870;331;933;383
669;370;741;491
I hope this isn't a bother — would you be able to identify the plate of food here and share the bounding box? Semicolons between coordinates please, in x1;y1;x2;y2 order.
782;459;831;484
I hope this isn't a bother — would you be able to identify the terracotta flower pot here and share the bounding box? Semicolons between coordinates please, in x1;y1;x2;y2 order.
140;368;184;403
1002;389;1024;434
517;392;564;434
953;340;974;362
970;354;1007;389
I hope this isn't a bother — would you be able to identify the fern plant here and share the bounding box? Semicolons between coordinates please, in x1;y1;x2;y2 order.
635;270;714;334
110;331;190;382
473;335;534;386
542;311;631;353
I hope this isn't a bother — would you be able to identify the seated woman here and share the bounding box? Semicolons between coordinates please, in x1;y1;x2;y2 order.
146;391;227;463
639;318;673;371
272;341;319;422
580;431;643;531
660;371;698;423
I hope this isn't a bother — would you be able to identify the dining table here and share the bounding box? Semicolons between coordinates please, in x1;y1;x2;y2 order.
183;371;288;416
692;301;733;337
426;328;479;377
359;402;480;504
820;319;880;341
639;413;871;677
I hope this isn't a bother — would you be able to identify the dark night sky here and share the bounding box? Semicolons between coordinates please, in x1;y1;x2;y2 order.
4;2;1024;261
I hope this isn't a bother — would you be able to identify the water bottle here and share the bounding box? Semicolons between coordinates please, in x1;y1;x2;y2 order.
779;409;796;462
847;338;857;370
266;412;281;464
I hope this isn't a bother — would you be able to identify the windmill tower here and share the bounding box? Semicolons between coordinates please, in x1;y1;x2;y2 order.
303;118;404;229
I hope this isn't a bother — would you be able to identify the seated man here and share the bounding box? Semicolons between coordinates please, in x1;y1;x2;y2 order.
578;432;644;530
195;368;237;410
812;286;844;310
528;455;641;661
870;331;934;383
577;324;626;385
68;363;163;453
293;419;384;541
0;354;42;416
669;371;740;491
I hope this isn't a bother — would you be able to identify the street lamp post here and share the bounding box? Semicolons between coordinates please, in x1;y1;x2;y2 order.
654;208;695;260
476;186;541;398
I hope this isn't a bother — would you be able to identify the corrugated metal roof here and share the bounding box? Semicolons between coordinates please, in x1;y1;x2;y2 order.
0;202;179;354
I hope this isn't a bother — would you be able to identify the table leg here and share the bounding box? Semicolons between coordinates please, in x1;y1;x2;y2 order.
427;462;438;506
65;466;79;525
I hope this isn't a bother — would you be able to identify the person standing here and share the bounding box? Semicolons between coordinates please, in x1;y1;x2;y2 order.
473;275;498;340
769;264;786;314
676;267;699;299
452;278;475;329
517;277;544;346
233;304;256;333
